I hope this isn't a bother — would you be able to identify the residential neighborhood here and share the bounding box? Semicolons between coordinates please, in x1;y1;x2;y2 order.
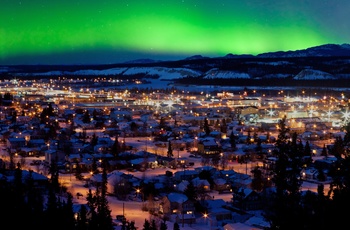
0;77;348;229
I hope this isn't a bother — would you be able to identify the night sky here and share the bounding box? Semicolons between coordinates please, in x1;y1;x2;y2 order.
1;0;349;65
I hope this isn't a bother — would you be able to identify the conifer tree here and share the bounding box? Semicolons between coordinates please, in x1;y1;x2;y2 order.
246;130;251;144
184;180;197;201
86;188;98;229
76;204;88;230
160;221;168;230
251;166;265;192
142;219;151;230
48;159;60;192
324;122;350;228
220;118;227;133
82;110;91;123
203;117;210;136
61;193;76;230
95;164;114;230
173;222;180;230
229;131;236;150
264;116;304;229
321;144;328;157
304;140;311;157
111;136;121;158
167;140;173;158
90;133;98;146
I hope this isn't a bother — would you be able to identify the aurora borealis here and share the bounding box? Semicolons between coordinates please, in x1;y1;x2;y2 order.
1;0;349;65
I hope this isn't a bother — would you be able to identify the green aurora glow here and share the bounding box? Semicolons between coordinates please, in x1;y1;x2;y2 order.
1;0;349;64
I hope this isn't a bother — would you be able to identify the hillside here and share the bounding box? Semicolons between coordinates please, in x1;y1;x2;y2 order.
1;44;350;88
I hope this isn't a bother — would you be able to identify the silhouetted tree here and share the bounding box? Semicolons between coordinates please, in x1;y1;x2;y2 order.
251;166;265;192
321;144;328;157
264;116;304;229
142;219;151;230
167;140;173;158
160;220;168;230
304;140;311;157
184;180;198;201
111;136;121;158
173;222;180;230
82;110;91;123
203;117;210;136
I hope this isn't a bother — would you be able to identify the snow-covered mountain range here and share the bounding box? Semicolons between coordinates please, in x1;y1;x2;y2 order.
1;43;350;88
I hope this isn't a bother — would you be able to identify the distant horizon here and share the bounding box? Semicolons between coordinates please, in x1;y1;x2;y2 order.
1;42;350;66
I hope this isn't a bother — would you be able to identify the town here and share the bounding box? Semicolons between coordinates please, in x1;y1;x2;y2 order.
0;76;349;230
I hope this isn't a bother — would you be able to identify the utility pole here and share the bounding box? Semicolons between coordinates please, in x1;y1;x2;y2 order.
182;202;184;227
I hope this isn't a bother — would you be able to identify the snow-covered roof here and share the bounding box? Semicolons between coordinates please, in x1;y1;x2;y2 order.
167;192;188;203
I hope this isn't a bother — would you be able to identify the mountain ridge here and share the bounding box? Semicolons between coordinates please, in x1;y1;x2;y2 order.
2;43;350;89
128;43;350;63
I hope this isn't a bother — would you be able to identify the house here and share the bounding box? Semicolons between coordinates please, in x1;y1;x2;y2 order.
213;178;232;193
175;180;189;192
6;169;48;190
175;213;196;226
194;165;217;175
229;173;252;189
244;215;270;229
45;149;66;165
223;222;259;230
233;188;262;211
192;177;211;191
301;167;319;180
161;193;191;216
72;204;91;220
160;192;196;224
7;137;26;152
27;139;46;149
202;199;232;222
197;138;221;157
174;170;199;182
235;106;259;117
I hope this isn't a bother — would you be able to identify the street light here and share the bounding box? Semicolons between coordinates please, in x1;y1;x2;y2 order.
203;213;212;230
136;188;140;200
135;188;144;201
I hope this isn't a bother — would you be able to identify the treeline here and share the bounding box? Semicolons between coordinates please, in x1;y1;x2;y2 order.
263;118;350;229
175;77;350;88
0;161;121;230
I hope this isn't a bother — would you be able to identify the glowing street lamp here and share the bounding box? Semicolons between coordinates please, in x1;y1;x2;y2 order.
326;109;333;121
135;188;144;201
342;109;350;124
203;213;212;230
267;109;275;117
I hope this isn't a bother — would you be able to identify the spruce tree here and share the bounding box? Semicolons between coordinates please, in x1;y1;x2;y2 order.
321;144;328;157
229;131;236;150
151;219;157;230
167;140;173;158
111;136;121;158
324;122;350;229
184;180;197;201
76;204;88;230
173;222;180;230
304;140;311;157
264;116;304;229
203;117;210;136
96;164;114;230
160;220;167;230
142;219;151;230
